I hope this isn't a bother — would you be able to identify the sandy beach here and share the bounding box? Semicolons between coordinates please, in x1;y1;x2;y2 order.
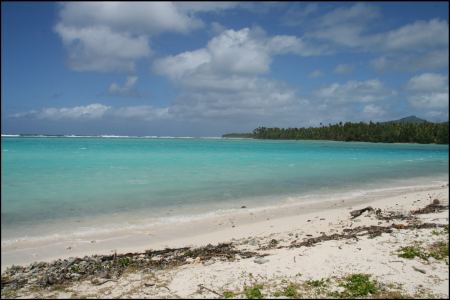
1;181;448;298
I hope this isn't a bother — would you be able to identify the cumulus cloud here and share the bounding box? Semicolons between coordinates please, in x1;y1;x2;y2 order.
154;27;323;79
55;24;150;72
377;18;448;52
55;2;240;72
405;73;448;110
405;73;448;92
369;19;448;72
108;76;140;97
152;27;323;121
315;79;395;104
334;64;354;74
58;2;203;35
409;93;448;109
12;104;111;120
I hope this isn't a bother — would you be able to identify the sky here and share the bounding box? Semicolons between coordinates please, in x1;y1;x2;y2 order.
1;2;449;136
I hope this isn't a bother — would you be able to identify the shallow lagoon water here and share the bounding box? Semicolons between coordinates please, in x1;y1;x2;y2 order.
1;137;448;240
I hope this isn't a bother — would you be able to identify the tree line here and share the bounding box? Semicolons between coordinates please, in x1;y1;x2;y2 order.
251;121;449;144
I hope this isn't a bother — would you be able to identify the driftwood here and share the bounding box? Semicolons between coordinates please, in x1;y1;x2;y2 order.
411;199;448;215
350;206;374;218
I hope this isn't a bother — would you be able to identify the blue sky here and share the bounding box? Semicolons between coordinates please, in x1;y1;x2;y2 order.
2;2;449;136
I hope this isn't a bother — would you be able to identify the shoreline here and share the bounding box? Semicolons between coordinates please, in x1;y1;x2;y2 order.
1;178;448;271
1;181;448;298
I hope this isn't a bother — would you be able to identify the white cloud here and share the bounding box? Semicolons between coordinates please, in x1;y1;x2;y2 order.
405;73;448;111
108;76;139;96
169;78;303;120
152;27;323;121
58;2;203;35
11;103;170;122
309;3;380;48
378;18;448;52
55;24;150;72
305;4;448;74
334;64;354;74
40;103;111;120
154;27;323;80
55;2;240;72
371;50;449;72
409;92;448;109
315;79;394;104
13;104;112;120
405;73;448;92
318;3;380;28
362;104;385;117
309;70;323;78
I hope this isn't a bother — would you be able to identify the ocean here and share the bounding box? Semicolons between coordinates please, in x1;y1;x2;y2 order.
1;136;448;242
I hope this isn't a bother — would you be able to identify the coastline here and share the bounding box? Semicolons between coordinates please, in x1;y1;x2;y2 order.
1;180;448;298
2;178;448;271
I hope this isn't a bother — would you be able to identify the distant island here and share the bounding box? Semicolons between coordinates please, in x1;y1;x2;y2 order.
222;116;449;144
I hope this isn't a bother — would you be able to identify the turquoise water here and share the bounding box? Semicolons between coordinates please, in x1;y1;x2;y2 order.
1;137;448;239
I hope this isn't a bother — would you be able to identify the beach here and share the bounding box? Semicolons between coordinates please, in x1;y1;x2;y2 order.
2;181;448;298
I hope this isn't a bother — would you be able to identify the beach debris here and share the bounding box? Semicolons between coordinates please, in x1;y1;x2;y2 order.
288;222;447;250
350;206;374;219
412;266;426;274
198;284;221;296
411;200;447;215
91;278;115;285
269;239;278;247
1;243;257;292
254;257;270;264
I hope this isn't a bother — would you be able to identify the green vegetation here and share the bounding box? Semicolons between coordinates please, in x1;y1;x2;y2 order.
306;278;328;288
69;265;80;273
223;290;235;298
338;274;378;297
244;284;264;299
428;241;448;260
397;241;448;261
251;120;448;144
118;257;131;267
273;282;299;298
397;245;429;260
